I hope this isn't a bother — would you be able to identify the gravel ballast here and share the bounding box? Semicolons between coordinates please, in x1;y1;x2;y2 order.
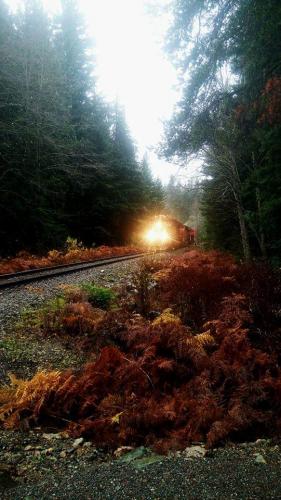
0;257;146;331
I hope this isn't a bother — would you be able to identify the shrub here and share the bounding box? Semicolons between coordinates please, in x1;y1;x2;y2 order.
157;250;239;328
65;236;84;252
81;283;117;310
19;292;106;339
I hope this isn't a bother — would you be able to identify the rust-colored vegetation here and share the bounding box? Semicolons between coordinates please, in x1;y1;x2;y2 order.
1;250;281;453
0;240;142;275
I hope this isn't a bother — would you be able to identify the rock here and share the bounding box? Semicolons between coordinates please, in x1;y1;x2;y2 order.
183;445;206;460
60;451;67;458
59;431;70;439
66;448;75;455
114;446;134;458
248;438;270;447
24;445;34;451
254;453;267;464
42;433;62;441
73;437;84;449
255;438;271;446
42;448;54;456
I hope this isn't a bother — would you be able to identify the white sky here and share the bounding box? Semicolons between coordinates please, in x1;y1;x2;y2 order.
8;0;200;183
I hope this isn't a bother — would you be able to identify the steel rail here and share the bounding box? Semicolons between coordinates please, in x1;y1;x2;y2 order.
0;253;149;289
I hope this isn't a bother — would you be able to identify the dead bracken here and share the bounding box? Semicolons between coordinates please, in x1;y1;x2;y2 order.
0;250;280;454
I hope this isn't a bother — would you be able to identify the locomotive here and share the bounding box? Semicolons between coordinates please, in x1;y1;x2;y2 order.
143;215;195;249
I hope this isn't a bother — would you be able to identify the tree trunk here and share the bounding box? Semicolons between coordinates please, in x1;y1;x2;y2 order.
256;186;267;258
235;195;251;261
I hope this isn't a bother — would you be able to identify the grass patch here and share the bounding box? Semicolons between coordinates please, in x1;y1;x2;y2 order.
81;283;117;310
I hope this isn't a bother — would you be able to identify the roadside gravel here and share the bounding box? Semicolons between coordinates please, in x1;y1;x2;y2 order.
2;440;281;499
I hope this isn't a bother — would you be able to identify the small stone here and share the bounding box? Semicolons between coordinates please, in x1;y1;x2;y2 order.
60;451;67;458
114;446;134;458
254;453;267;464
73;437;84;449
42;448;54;455
59;431;70;439
255;438;270;446
42;433;62;440
183;445;206;460
24;445;34;451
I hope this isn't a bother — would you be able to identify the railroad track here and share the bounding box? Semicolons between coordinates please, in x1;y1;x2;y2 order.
0;253;149;289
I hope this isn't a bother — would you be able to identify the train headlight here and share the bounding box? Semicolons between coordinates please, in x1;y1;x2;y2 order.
144;221;171;244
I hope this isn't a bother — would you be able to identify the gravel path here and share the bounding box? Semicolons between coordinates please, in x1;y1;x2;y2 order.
2;441;281;500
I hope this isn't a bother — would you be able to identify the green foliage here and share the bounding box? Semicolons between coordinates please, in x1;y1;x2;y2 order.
65;237;84;252
163;0;281;263
81;283;117;310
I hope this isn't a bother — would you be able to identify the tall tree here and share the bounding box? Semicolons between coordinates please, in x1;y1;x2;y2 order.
0;0;163;255
163;0;281;262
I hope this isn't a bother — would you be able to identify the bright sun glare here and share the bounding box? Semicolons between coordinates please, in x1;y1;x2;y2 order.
144;219;170;244
8;0;188;182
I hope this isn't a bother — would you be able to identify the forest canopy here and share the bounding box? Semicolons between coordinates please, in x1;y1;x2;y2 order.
0;0;163;256
163;0;281;263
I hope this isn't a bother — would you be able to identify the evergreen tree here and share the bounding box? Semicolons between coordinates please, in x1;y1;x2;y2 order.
0;0;163;255
163;0;281;262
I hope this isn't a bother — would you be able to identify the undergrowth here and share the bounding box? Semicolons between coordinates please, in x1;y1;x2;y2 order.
18;284;116;340
1;250;281;453
81;283;117;310
0;244;142;274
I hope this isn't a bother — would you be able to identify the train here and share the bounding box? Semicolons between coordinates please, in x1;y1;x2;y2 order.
142;214;195;249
